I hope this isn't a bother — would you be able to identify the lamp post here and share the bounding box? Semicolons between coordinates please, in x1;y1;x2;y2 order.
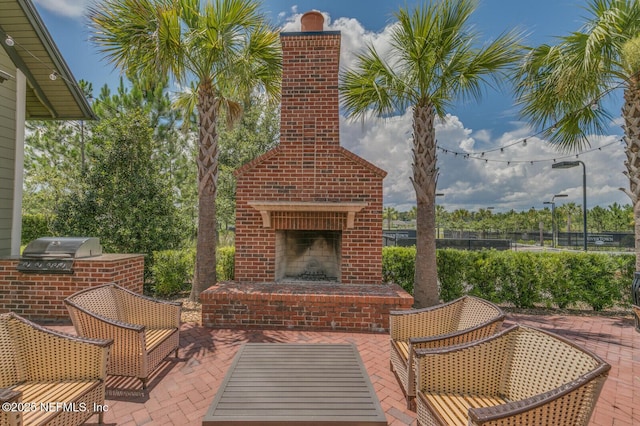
552;161;587;251
435;193;444;239
543;194;568;248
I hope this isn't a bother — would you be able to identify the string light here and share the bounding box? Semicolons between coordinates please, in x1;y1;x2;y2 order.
441;70;638;159
1;32;80;89
1;33;127;119
438;138;621;166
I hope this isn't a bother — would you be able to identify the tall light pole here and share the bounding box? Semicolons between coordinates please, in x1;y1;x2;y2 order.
435;193;445;238
552;161;587;251
543;194;568;248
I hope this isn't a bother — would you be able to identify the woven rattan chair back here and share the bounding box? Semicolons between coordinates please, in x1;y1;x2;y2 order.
0;315;22;387
0;312;111;425
456;297;503;331
68;284;122;322
501;326;602;401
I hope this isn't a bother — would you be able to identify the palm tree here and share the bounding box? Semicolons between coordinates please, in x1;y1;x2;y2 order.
515;0;640;269
89;0;281;300
340;0;522;307
383;206;399;230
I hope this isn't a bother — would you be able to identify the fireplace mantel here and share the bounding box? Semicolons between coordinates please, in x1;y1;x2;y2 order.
248;201;368;229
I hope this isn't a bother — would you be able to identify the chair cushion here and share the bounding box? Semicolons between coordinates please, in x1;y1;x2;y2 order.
145;328;177;352
14;380;98;425
421;392;507;426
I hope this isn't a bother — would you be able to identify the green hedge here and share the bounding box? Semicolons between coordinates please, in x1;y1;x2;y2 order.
151;245;635;310
150;246;235;296
382;247;634;310
21;213;54;245
388;248;634;311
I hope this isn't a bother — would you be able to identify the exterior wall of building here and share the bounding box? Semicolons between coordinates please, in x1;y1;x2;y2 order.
0;51;16;256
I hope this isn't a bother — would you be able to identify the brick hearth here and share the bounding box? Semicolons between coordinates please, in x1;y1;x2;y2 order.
202;281;413;332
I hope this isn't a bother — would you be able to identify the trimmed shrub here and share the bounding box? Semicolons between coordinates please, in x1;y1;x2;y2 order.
150;245;634;310
151;246;236;296
538;252;575;309
613;254;635;307
382;246;415;293
436;249;468;301
498;252;542;308
464;250;503;303
151;248;196;296
217;246;235;281
574;253;621;311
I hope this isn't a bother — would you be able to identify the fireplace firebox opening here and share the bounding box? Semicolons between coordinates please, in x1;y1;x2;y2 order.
275;230;341;282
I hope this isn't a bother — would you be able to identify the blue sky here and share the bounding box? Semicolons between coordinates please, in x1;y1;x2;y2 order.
29;0;630;212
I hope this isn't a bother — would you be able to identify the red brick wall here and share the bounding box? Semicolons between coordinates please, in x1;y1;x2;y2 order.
202;281;414;333
0;254;144;322
235;151;384;284
233;30;387;285
279;32;341;149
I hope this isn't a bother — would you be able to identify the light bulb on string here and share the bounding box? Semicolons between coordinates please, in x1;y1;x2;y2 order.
5;36;14;47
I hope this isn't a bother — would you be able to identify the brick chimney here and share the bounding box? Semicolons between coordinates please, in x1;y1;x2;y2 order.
280;11;341;148
232;11;387;286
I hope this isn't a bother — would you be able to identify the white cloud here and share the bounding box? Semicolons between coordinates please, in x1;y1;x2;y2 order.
280;10;396;72
33;0;91;18
341;106;629;212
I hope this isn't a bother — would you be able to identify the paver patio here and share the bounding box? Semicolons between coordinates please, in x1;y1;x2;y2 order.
48;312;638;425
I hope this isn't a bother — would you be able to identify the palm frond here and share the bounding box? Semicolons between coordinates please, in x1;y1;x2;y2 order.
342;0;522;120
515;0;640;152
172;81;199;131
339;44;399;118
89;0;160;74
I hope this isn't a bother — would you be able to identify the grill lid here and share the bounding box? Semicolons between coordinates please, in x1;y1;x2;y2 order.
22;237;102;259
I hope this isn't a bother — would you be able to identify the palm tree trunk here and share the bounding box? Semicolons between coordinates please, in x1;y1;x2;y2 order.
622;80;640;271
411;103;439;308
190;84;220;301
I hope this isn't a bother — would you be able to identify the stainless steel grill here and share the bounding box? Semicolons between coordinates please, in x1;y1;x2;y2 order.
18;237;102;273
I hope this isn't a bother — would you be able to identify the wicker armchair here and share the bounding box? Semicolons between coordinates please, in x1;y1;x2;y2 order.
0;312;111;426
414;324;610;426
389;296;504;408
65;283;181;389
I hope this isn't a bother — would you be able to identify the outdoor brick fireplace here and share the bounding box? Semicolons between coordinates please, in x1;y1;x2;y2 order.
201;11;413;332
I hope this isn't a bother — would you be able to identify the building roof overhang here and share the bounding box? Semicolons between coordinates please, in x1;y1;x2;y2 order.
0;0;95;120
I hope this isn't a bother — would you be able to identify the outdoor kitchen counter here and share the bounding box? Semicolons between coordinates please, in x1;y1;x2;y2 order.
202;343;388;426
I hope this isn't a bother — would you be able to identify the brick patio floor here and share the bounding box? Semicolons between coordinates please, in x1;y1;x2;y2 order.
49;312;639;425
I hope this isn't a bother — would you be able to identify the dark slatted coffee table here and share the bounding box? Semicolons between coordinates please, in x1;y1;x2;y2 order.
202;343;388;425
